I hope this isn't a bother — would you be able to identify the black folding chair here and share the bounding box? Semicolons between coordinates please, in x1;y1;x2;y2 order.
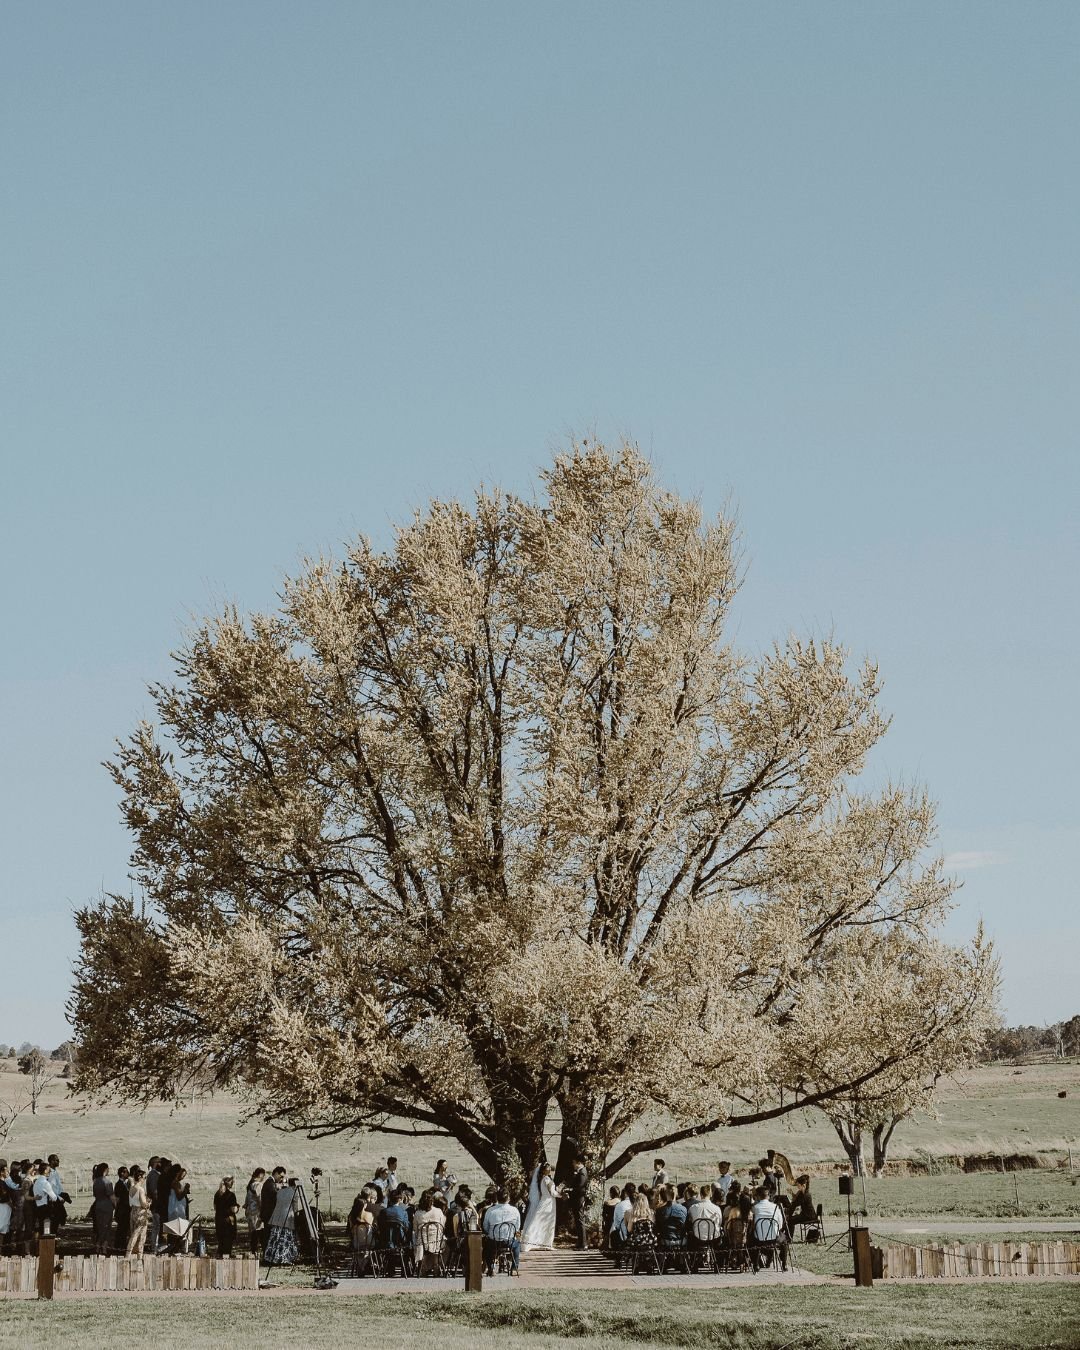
689;1216;720;1273
376;1217;414;1277
417;1220;446;1275
657;1216;691;1274
349;1220;381;1277
750;1213;789;1272
489;1220;518;1275
723;1218;751;1272
627;1219;662;1276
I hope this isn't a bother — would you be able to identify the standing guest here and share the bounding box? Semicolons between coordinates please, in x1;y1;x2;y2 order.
47;1155;70;1236
652;1158;669;1187
155;1160;177;1254
385;1157;400;1192
145;1157;162;1253
18;1161;36;1254
259;1168;285;1252
114;1165;132;1252
244;1168;266;1254
167;1167;192;1253
31;1159;58;1236
431;1160;455;1197
713;1162;734;1201
600;1186;619;1250
3;1162;27;1256
214;1176;239;1257
569;1154;590;1250
263;1179;301;1269
369;1166;390;1199
91;1163;115;1255
126;1166;151;1257
0;1162;12;1252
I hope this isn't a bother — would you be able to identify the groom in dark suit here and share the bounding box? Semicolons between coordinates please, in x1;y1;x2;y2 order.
570;1155;590;1249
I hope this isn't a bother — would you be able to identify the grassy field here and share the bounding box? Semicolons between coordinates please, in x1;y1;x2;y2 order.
2;1060;1079;1223
1;1285;1079;1349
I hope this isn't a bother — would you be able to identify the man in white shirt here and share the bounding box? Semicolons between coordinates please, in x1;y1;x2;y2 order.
385;1158;399;1193
713;1161;733;1200
686;1184;724;1246
651;1159;669;1187
750;1186;789;1270
31;1160;58;1237
481;1188;521;1274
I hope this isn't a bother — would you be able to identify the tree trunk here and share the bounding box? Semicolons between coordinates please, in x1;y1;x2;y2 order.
831;1118;865;1176
871;1116;902;1178
554;1090;597;1187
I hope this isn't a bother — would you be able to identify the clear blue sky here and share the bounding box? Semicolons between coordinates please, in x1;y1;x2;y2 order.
2;2;1077;1047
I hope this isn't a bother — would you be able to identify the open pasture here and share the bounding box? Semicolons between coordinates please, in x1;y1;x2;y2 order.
2;1061;1078;1222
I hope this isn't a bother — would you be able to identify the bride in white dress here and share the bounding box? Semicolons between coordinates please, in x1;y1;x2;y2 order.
521;1162;558;1251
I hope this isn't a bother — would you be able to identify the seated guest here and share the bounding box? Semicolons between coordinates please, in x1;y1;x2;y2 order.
412;1188;446;1273
348;1187;380;1242
477;1184;498;1220
725;1193;753;1254
686;1184;724;1246
653;1184;687;1244
449;1186;479;1238
481;1188;521;1275
750;1186;789;1270
378;1187;412;1246
723;1180;742;1220
609;1183;636;1254
628;1191;653;1232
787;1175;817;1228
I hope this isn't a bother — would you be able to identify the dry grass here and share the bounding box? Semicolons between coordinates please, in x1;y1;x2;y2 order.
2;1060;1078;1223
1;1285;1079;1349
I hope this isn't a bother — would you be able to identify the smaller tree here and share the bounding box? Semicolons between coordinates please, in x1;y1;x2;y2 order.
17;1048;59;1115
50;1040;77;1063
815;927;997;1176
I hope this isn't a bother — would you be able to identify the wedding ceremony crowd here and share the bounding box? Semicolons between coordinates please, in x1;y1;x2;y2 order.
1;1145;820;1278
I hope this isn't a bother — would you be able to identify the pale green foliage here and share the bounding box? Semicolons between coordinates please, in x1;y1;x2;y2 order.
70;440;995;1180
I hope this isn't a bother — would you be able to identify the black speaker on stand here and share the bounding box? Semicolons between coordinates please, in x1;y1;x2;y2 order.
826;1174;855;1251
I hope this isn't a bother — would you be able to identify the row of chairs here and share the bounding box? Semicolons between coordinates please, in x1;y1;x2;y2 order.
614;1214;796;1276
348;1218;519;1278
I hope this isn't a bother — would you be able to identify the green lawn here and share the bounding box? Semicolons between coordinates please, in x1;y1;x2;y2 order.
2;1285;1079;1349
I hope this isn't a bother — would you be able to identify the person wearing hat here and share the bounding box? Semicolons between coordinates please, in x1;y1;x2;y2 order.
214;1175;240;1257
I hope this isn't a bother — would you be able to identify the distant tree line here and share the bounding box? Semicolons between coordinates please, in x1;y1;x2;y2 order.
983;1016;1080;1061
0;1040;77;1063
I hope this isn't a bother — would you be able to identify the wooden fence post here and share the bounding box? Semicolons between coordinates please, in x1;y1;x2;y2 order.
852;1227;873;1287
464;1231;484;1291
36;1237;56;1300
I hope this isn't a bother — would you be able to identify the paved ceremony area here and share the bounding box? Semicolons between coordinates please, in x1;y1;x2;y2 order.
315;1247;827;1296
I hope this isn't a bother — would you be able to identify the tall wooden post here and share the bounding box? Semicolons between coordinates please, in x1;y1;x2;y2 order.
851;1227;873;1287
36;1236;56;1300
464;1231;484;1292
